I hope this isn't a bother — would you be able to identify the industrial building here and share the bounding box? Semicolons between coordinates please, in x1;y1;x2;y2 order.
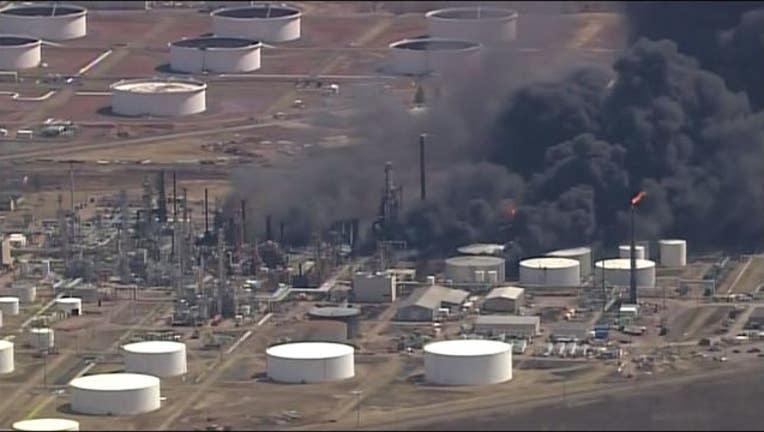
0;340;13;374
481;286;524;314
388;37;482;76
0;4;87;41
474;315;541;339
110;78;207;117
594;258;656;288
444;255;505;284
351;271;396;302
425;6;518;45
69;373;161;415
122;341;188;378
265;342;355;383
211;4;302;43
11;418;80;432
659;239;687;267
395;285;469;321
547;246;592;279
519;257;580;287
0;36;41;70
424;339;512;385
169;37;262;74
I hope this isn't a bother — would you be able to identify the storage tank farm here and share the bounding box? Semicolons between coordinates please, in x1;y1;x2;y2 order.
122;341;187;378
211;4;302;43
388;37;482;76
519;257;581;287
169;36;262;74
11;419;80;432
266;342;355;383
424;340;512;385
0;3;87;41
0;36;41;70
425;6;518;45
110;78;207;117
69;373;161;415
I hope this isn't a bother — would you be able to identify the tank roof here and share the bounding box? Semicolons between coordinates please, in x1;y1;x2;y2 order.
427;7;518;20
425;339;510;356
55;297;81;303
213;4;300;19
11;418;79;432
0;5;85;17
446;255;505;266
266;342;353;359
457;243;504;255
110;79;206;93
171;36;261;49
308;306;361;318
619;244;645;249
122;341;185;354
520;257;579;269
547;246;591;256
0;36;40;46
0;296;19;302
69;373;159;391
595;258;655;269
659;239;686;245
30;328;52;334
0;340;12;350
391;38;480;51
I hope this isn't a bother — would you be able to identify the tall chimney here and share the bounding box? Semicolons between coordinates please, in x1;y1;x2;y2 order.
240;199;247;244
279;220;285;245
157;170;167;223
266;215;273;241
172;171;177;222
204;188;209;235
419;133;426;201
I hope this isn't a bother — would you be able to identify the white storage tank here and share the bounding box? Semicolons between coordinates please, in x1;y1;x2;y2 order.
547;247;592;279
211;4;301;43
30;328;54;351
11;281;37;303
619;244;645;260
69;373;160;415
169;36;262;74
659;239;687;267
0;4;87;41
122;341;187;378
0;296;20;315
12;418;80;432
0;310;3;328
424;339;512;385
388;37;482;76
0;340;14;374
266;342;354;383
519;257;580;287
110;78;207;117
426;7;518;45
457;243;505;256
594;258;656;288
0;36;41;70
55;297;82;316
445;256;505;284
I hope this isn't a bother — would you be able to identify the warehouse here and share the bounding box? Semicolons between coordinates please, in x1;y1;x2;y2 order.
474;315;540;339
351;271;396;303
481;286;524;314
395;285;469;321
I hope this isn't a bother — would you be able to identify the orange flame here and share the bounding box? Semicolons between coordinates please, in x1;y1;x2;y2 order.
503;202;517;219
631;191;646;206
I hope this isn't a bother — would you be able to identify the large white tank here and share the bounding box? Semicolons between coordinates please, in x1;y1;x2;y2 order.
457;243;505;256
388;37;482;76
55;297;82;316
0;340;14;374
659;239;687;267
30;328;55;351
12;419;79;432
0;296;20;315
69;373;160;415
0;4;87;41
619;244;645;260
11;281;37;303
519;257;580;287
547;247;592;279
426;7;518;45
169;36;262;74
110;78;207;117
0;310;3;328
445;256;505;284
266;342;354;383
0;36;41;70
594;258;656;288
424;339;512;385
122;341;187;378
211;4;301;43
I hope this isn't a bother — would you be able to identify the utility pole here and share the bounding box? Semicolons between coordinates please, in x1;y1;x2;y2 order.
351;389;362;429
629;191;646;305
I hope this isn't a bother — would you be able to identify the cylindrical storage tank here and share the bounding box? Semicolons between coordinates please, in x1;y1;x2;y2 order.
302;320;348;343
0;36;41;70
0;4;87;41
12;418;80;431
12;281;37;303
266;342;354;383
55;297;82;316
122;341;187;378
30;328;54;351
69;373;160;415
110;78;207;117
457;243;505;256
426;7;518;45
307;307;361;339
211;4;301;43
424;339;512;385
519;257;580;287
547;247;592;279
487;270;498;283
0;296;20;316
659;239;687;267
594;258;656;288
169;37;262;74
0;340;14;374
619;245;645;260
0;310;3;328
388;37;482;76
445;256;505;284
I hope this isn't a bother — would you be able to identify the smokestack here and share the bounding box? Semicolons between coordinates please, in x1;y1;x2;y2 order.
420;133;426;201
266;215;273;241
240;199;247;245
204;188;209;235
279;220;285;245
157;170;167;223
630;205;637;304
172;171;177;222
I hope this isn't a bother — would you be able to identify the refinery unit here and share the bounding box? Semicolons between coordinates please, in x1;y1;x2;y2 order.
0;1;761;431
